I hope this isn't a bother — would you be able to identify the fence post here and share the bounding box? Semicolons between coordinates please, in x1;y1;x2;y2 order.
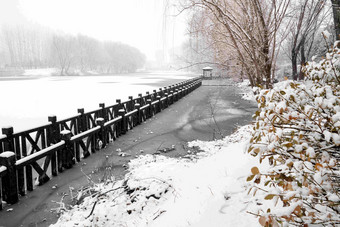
50;116;63;173
175;88;179;102
179;86;183;98
0;151;18;204
77;108;87;133
77;108;90;158
116;99;124;112
96;118;106;149
138;93;143;106
48;116;59;176
2;127;14;152
98;104;109;146
169;90;174;105
0;178;2;210
118;109;126;135
115;99;122;136
99;103;107;121
76;108;84;161
159;88;163;109
164;92;169;108
157;95;162;112
128;96;134;112
60;130;74;169
153;89;157;100
135;103;141;125
147;99;153;118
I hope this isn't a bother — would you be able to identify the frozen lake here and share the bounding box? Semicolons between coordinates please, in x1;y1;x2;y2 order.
0;72;197;132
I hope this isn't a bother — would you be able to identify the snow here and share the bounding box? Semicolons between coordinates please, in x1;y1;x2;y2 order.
0;151;15;158
246;43;340;225
22;68;58;77
0;166;7;173
49;61;339;226
60;130;71;135
322;30;331;39
51;125;262;227
50;79;261;227
237;80;255;102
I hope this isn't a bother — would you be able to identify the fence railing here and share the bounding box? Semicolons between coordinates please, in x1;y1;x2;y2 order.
0;77;202;209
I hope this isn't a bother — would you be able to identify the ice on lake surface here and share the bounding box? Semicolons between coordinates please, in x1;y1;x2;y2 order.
0;72;196;132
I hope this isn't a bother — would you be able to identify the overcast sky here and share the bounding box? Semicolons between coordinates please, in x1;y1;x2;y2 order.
0;0;187;60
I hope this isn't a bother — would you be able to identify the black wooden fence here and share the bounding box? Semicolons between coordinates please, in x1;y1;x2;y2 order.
0;77;202;209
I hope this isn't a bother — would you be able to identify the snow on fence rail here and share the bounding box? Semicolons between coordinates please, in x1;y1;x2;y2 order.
0;77;202;209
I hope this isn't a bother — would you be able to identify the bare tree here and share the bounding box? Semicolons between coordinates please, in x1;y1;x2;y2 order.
331;0;340;39
1;24;53;68
183;0;290;88
286;0;326;80
2;26;17;66
76;35;102;72
177;10;216;72
51;34;76;75
0;24;146;75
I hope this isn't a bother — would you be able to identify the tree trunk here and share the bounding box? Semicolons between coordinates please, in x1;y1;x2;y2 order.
292;50;298;80
264;50;272;88
299;37;306;80
255;0;272;88
331;0;340;40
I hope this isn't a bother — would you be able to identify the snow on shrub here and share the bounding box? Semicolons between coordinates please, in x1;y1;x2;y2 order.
51;155;175;227
247;42;340;226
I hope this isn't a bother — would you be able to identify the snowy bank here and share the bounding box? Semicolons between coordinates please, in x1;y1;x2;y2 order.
237;80;256;102
51;125;261;227
23;68;58;76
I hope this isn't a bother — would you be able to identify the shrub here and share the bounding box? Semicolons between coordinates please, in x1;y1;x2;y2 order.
247;41;340;226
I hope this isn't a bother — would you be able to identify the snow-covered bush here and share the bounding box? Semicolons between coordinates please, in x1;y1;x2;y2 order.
247;42;340;226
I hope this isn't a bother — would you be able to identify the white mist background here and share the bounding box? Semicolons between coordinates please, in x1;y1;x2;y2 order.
1;0;188;61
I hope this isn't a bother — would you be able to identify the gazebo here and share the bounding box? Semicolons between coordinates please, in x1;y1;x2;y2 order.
202;67;213;79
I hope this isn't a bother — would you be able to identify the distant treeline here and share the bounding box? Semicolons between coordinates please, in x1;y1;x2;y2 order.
0;24;146;75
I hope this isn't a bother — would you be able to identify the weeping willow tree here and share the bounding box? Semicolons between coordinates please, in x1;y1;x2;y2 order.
151;0;179;67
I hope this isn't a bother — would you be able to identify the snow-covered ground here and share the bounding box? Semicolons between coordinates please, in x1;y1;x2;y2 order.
50;80;262;227
22;68;59;77
0;70;195;132
2;71;262;226
51;125;264;227
237;80;256;102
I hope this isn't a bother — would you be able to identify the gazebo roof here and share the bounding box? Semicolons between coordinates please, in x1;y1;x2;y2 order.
202;66;213;71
